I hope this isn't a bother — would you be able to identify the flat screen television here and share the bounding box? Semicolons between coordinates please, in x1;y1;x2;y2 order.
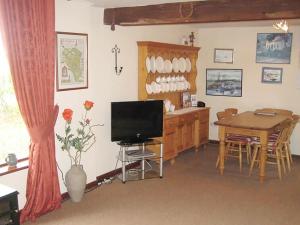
111;100;163;144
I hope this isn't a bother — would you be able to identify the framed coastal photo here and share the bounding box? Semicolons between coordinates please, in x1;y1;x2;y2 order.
261;67;283;84
256;33;292;64
206;69;242;97
56;32;88;91
214;48;234;63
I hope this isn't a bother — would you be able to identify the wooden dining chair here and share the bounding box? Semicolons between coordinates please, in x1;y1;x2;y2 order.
224;108;238;116
249;120;292;180
281;114;299;171
216;111;251;172
216;111;232;120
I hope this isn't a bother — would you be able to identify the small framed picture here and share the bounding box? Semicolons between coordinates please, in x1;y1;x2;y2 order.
214;48;234;64
56;32;88;91
261;67;283;84
182;91;191;108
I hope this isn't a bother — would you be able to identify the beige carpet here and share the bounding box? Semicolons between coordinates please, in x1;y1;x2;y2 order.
26;144;300;225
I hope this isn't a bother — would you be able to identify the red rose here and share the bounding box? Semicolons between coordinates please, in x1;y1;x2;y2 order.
62;109;73;123
84;100;94;110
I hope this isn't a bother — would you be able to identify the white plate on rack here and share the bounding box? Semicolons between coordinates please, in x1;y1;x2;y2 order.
172;58;179;73
146;83;153;94
145;56;151;73
165;83;170;92
161;83;166;93
156;76;161;83
164;59;172;73
150;56;156;73
150;81;156;93
178;57;186;73
155;82;161;93
155;56;164;73
185;58;191;72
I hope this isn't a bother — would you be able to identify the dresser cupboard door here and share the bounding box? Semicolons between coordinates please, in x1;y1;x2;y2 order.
163;117;178;160
198;121;209;145
197;109;209;145
163;130;177;160
182;114;195;150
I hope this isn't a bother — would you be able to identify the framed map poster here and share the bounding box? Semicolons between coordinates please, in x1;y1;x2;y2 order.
56;32;88;91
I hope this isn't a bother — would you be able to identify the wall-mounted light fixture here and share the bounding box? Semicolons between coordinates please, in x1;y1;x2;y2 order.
112;44;123;76
273;20;289;33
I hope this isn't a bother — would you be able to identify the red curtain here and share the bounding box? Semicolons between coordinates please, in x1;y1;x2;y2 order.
0;0;61;222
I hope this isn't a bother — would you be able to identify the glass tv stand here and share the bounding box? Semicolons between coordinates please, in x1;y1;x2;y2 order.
117;139;163;183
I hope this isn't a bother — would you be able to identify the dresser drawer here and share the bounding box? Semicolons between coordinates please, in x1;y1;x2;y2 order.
198;109;209;122
164;117;178;131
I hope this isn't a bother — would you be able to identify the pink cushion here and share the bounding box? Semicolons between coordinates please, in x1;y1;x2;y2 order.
226;134;251;143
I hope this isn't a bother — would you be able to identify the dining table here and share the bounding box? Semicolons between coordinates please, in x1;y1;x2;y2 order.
214;111;291;182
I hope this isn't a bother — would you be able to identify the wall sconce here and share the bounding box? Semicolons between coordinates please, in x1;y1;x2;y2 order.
112;44;123;76
273;20;289;33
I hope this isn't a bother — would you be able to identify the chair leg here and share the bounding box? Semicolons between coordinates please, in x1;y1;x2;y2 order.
239;144;242;172
249;145;259;176
275;148;282;180
216;142;230;168
287;142;293;165
284;144;291;172
246;144;251;164
279;146;286;174
216;155;220;168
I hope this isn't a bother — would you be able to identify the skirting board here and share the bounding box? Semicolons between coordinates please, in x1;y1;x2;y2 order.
61;161;140;201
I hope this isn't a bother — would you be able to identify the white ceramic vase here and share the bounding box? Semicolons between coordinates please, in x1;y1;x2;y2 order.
65;165;87;203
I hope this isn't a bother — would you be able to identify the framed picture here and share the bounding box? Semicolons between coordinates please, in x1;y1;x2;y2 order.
206;69;242;97
256;33;292;64
214;48;234;63
261;67;283;84
56;32;88;91
182;91;191;108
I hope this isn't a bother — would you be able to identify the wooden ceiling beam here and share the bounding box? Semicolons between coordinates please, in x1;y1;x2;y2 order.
103;0;300;30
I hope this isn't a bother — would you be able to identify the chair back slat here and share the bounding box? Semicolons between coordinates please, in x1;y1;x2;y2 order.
286;114;300;142
274;120;292;146
217;111;232;120
225;108;238;116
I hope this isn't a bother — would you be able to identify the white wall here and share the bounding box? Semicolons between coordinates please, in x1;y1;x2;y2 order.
195;24;300;154
0;0;192;208
2;0;300;209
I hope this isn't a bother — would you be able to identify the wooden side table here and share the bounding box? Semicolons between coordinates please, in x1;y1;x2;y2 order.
0;184;20;225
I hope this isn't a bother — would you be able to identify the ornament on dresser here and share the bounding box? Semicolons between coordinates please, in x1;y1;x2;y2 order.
56;100;103;202
189;32;195;47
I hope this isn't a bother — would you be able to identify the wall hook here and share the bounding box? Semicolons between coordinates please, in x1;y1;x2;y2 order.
112;44;123;75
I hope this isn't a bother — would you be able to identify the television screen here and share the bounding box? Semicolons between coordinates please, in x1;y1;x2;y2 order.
111;100;163;143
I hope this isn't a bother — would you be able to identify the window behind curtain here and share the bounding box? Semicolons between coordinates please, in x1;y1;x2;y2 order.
0;33;29;164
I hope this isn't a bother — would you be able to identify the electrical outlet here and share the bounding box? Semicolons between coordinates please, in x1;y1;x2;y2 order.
103;178;112;184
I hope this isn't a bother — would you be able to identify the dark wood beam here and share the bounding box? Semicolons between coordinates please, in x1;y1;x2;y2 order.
103;0;300;30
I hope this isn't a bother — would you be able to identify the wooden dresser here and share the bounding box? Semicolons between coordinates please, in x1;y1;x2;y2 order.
137;41;209;162
163;107;210;161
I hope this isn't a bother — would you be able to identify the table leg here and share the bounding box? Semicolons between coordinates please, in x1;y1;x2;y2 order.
122;146;126;183
141;143;145;180
219;126;226;175
259;132;268;183
159;143;163;178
